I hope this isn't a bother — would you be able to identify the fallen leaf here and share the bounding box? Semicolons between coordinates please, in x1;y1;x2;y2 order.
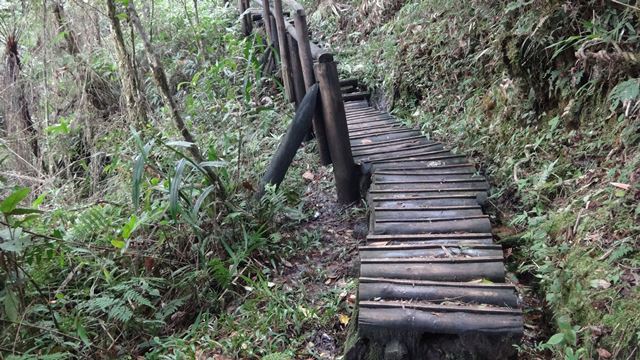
302;171;315;181
338;314;350;325
348;294;356;303
590;279;611;289
596;348;612;359
610;182;630;190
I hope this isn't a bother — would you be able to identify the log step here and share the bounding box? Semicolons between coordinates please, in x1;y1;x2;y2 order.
360;256;506;282
358;277;519;307
358;301;523;335
359;243;503;259
372;216;493;234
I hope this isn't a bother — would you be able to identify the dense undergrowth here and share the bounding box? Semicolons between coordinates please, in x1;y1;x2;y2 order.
305;0;639;358
1;1;355;358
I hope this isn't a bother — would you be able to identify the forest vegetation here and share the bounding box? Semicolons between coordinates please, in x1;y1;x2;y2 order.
0;0;638;359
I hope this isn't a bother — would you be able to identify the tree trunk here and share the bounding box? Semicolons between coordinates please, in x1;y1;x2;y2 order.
106;0;148;125
3;32;40;176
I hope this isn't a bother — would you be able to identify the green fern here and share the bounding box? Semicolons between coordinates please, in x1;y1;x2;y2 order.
124;289;153;308
108;303;133;323
66;206;116;242
156;297;187;321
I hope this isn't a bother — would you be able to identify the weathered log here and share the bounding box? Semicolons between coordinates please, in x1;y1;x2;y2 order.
238;0;248;35
259;84;318;195
287;33;306;107
261;0;272;44
243;0;253;34
272;0;295;102
315;59;361;203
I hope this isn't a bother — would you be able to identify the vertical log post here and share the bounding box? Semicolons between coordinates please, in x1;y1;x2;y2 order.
261;0;272;44
242;0;253;34
293;10;315;88
315;57;360;203
269;15;279;51
294;8;331;165
287;33;306;108
272;0;295;102
237;0;248;36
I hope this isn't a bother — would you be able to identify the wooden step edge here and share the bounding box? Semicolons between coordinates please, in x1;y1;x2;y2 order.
373;205;481;211
358;277;516;289
359;243;501;251
359;300;522;315
360;256;505;264
367;233;493;240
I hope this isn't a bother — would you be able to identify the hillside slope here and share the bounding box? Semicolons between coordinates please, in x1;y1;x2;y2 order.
306;0;640;357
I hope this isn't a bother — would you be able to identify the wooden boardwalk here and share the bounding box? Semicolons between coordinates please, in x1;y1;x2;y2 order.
343;98;524;358
238;0;524;356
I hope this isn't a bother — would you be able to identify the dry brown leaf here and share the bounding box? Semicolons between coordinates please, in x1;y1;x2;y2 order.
610;182;631;190
596;348;612;359
302;171;315;181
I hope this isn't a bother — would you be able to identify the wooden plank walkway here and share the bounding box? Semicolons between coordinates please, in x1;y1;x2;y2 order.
238;2;524;355
343;98;524;358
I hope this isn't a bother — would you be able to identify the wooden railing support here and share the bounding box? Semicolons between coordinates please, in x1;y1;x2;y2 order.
272;0;295;102
261;0;272;44
294;9;331;165
269;15;279;50
238;0;248;36
315;58;360;203
287;33;306;107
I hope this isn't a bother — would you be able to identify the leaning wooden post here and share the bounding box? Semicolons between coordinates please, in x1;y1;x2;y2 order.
315;56;360;203
294;9;331;165
272;0;295;102
287;33;306;107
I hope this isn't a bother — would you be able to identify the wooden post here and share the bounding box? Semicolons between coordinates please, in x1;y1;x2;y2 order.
243;0;253;34
272;0;295;102
259;84;319;195
288;33;306;108
269;15;279;51
293;9;315;88
315;57;360;203
238;0;248;36
262;0;272;44
294;8;331;165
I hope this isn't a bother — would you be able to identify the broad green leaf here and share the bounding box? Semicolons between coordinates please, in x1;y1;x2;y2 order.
192;185;215;218
3;288;19;322
8;208;43;216
169;159;187;219
132;140;154;210
76;321;91;347
1;187;30;214
166;140;194;148
122;215;138;240
200;161;227;168
546;333;565;346
111;239;125;249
